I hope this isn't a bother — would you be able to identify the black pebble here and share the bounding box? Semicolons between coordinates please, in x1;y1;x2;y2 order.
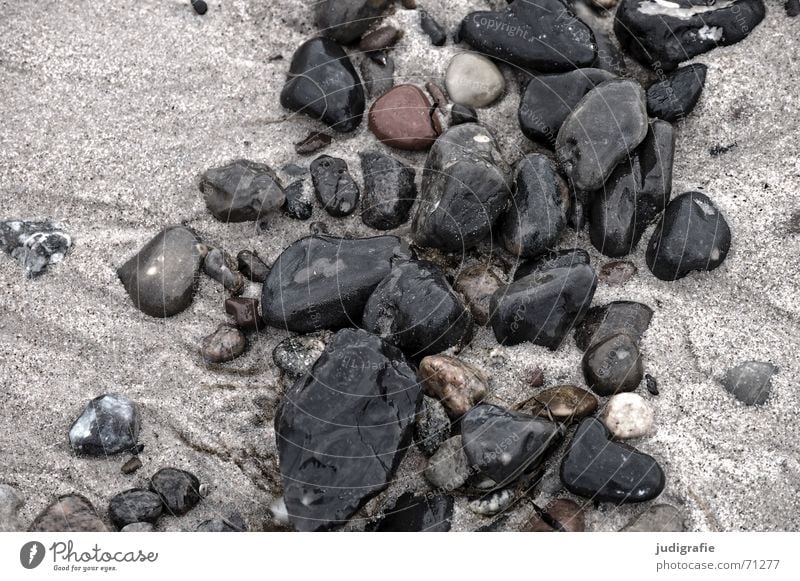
283;181;314;220
646;64;707;122
191;0;208;15
150;467;202;516
109;489;163;529
367;492;453;531
420;10;447;46
236;250;269;283
310;155;360;217
295;132;332;156
645;373;659;395
450;104;477;125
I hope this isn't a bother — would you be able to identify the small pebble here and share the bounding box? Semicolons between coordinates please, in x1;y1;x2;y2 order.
284;181;314;220
282;163;307;177
522;384;598;423
310;155;360;217
69;394;139;456
191;0;208;15
200;324;247;364
722;361;777;406
450;103;478;125
368;84;441;150
420;10;446;46
203;247;245;294
199;159;285;222
599;260;637;286
788;0;800;17
272;331;331;380
294;131;332;155
236;250;269;283
358;26;401;53
414;396;451;457
225;297;262;331
309;221;329;235
445;53;505;108
602;393;654;440
425;81;448;111
468;489;515;517
121;522;154;532
645;373;659;395
150;467;202;516
424;435;470;491
418;355;488;418
582;333;644;396
121;456;143;475
109;489;163;530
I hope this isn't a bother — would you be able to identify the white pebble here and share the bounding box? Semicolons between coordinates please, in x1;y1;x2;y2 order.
445;53;505;108
602;393;654;440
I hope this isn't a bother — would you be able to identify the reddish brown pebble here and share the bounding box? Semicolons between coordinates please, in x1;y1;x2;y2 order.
295;131;332;155
418;354;488;418
225;297;262;331
525;384;598;422
599;260;638;286
524;499;586;532
368;84;442;151
358;26;402;53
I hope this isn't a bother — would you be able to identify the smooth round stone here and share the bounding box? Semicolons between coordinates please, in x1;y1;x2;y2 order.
0;485;24;532
367;492;453;532
200;324;246;364
236;250;269;283
722;361;777;406
272;331;331;380
109;489;162;530
602;393;654;439
646;192;732;281
468;489;514;517
203;247;244;294
359;151;417;230
574;300;654;351
150;467;202;516
310;155;360;217
450;103;477;126
444;53;504;108
424;435;470;491
414;396;451;457
647;64;707;122
314;0;390;44
526;384;598;423
121;522;154;532
523;498;586;532
117;226;205;318
360;55;395;99
454;263;504;326
622;504;687;532
368;85;442;151
418;355;488;418
69;394;139;456
513;248;591;282
199;159;285;222
29;494;108;532
599;261;638;286
583;333;644;397
556;79;649;192
283;180;314;221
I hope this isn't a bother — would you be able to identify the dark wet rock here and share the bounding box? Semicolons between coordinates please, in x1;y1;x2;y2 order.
283;180;314;221
200;324;246;364
583;333;644;396
0;219;71;277
150;467;202;516
615;0;766;71
589;119;676;257
523;498;586;532
518;68;615;147
117;226;205;318
418;355;488;418
196;512;248;532
500;154;568;259
225;297;261;331
295;132;332;156
513;248;591;281
414;396;451;457
454;263;504;326
199;160;285;222
412;123;511;251
203;247;245;294
462;404;564;489
109;489;163;530
367;492;453;532
556;79;649;192
424;435;470;491
29;495;108;532
646;192;732;280
315;0;390;44
272;331;331;380
445;53;505;108
523;384;598;423
586;16;627;75
647;64;707;121
360;55;395;99
561;418;665;503
0;485;24;532
359;151;417;230
459;0;596;73
236;250;269;283
490;264;598;349
722;361;777;406
468;489;515;517
451;103;478;125
191;0;207;15
309;155;360;217
420;9;447;46
645;373;659;395
368;84;442;151
69;394;139;456
121;456;143;475
275;328;421;531
622;504;687;532
359;26;401;53
261;234;411;333
599;261;638;286
574;301;654;351
280;37;365;132
121;522;154;532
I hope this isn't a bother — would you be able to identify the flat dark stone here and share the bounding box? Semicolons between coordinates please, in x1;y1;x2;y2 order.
359;26;401;53
310;155;360;217
295;131;332;156
108;489;163;530
199;159;285;222
582;333;644;396
574;300;654;351
150;467;202;516
236;250;270;282
647;64;707;122
360;151;417;230
203;247;244;294
722;360;777;406
513;248;591;281
314;0;390;44
450;103;478;125
69;394;139;456
367;492;453;531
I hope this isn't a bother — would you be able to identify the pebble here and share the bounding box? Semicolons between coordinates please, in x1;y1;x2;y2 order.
109;489;163;530
513;248;591;281
236;250;270;283
583;333;644;397
490;263;598;349
203;247;245;294
359;151;417;230
560;418;665;503
589;120;676;257
450;103;477;125
69;394;139;456
282;163;308;177
261;234;411;332
295;131;332;156
362;261;473;357
402;0;417;9
307;155;359;217
196;512;248;532
358;26;401;53
191;0;207;15
722;361;777;406
420;9;447;46
368;84;442;150
524;499;586;532
425;81;448;111
524;384;598;423
418;354;488;418
615;0;766;70
314;0;390;44
622;504;687;532
272;331;331;380
117;226;205;318
454;263;504;326
200;324;247;364
585;13;627;76
647;64;707;122
29;494;108;532
602;393;654;439
199;160;285;222
556;79;649;192
518;68;615;147
424;435;471;491
459;0;596;72
444;53;505;108
646;192;732;281
121;522;154;532
789;0;800;17
0;485;23;531
646;373;659;395
121;456;143;475
574;300;654;351
462;404;564;488
275;329;421;531
412;123;511;251
468;489;515;517
224;297;261;331
500;153;568;258
283;180;314;221
0;219;72;277
599;261;638;286
360;55;395;99
280;37;365;132
414;396;451;457
367;492;453;532
150;467;202;516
